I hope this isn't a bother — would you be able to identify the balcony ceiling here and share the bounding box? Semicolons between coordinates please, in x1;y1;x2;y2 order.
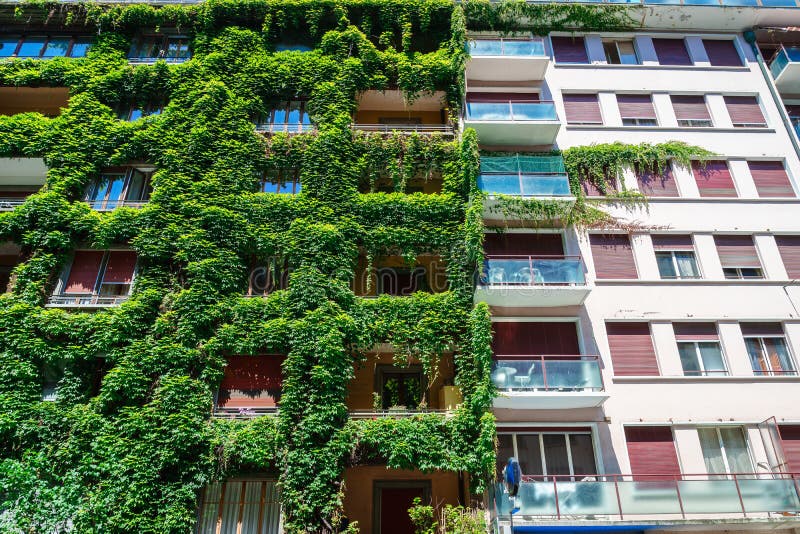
0;158;47;186
357;89;445;112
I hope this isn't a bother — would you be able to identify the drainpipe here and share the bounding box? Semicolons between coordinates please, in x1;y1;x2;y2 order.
744;29;800;161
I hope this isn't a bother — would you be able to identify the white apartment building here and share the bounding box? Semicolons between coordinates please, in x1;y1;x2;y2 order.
468;4;800;533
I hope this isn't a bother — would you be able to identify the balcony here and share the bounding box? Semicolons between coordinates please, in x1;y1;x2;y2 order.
493;472;800;524
491;356;606;409
464;100;560;146
466;38;549;82
0;87;69;117
351;123;454;136
770;45;800;93
479;155;571;198
46;294;130;308
212;406;278;419
475;255;590;307
354;89;450;138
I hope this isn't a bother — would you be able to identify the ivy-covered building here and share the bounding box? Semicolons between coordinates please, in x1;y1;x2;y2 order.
1;0;800;533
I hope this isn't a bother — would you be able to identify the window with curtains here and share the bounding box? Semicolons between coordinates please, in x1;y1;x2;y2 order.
562;94;603;125
496;430;597;480
723;95;767;128
692;161;737;198
747;161;796;198
635;162;679;197
702;39;743;67
652;235;700;279
714;235;763;279
255;100;312;133
127;34;190;62
741;323;796;376
673;323;727;376
196;479;281;534
215;355;284;415
652;38;693;66
85;166;154;210
618;94;658;126
776;235;800;278
260;169;301;194
551;36;589;64
50;250;137;306
0;34;91;58
697;427;754;478
670;95;712;127
603;39;639;65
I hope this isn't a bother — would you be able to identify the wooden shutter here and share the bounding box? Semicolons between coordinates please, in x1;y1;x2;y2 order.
590;234;637;279
606;322;659;376
102;251;137;283
670;95;711;122
563;94;602;125
652;235;694;251
724;96;766;127
625;426;681;480
776;235;800;278
218;355;284;408
692;161;737;198
702;39;742;67
778;425;800;473
484;233;564;256
492;321;580;356
714;235;761;268
748;161;795;198
740;322;784;336
551;36;588;64
617;94;656;119
673;322;718;341
636;163;678;197
64;251;104;293
652;38;692;66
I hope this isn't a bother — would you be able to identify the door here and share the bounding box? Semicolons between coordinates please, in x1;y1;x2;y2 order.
374;481;431;534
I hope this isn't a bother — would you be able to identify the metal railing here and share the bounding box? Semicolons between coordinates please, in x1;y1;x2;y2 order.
255;123;315;134
0;198;27;210
349;409;450;419
46;294;130;307
86;200;148;211
495;472;800;520
491;356;604;392
481;255;586;286
351;124;455;136
468;38;547;57
478;173;571;197
212;406;279;419
127;56;191;64
465;100;558;122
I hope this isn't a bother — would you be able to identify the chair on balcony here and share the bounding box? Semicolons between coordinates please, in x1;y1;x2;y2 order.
512;267;532;284
513;362;536;389
488;266;507;284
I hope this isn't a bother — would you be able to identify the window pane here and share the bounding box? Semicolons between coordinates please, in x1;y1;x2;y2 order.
568;434;597;476
698;342;726;375
516;434;543;477
719;427;753;473
105;176;126;209
656;252;677;278
497;434;515;477
674;252;699;278
542;434;570;476
17;36;46;58
603;41;621;64
287;101;301;132
0;36;19;57
272;104;287;127
69;38;91;57
42;37;71;57
763;337;794;373
126;170;146;201
698;428;727;475
128;108;144;121
678;343;702;375
277;180;295;194
618;41;638;64
88;177;110;201
745;338;768;374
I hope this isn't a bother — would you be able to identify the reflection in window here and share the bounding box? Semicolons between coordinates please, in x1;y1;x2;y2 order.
742;323;796;376
255;101;312;133
119;102;163;121
86;167;154;210
128;35;191;62
656;250;700;279
496;431;597;480
260;169;301;194
0;35;91;58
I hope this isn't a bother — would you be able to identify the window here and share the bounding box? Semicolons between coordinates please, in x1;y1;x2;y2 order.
589;234;637;279
42;362;63;401
197;479;281;534
671;95;712;127
714;235;762;279
248;257;289;296
702;39;743;67
625;426;681;480
698;427;753;477
636;163;678;197
747;161;795;198
776;235;800;278
260;169;301;194
128;35;190;62
52;250;137;305
377;365;424;409
653;235;699;279
0;35;91;58
85;167;153;210
724;96;767;128
496;430;597;480
674;323;727;376
692;161;737;198
376;266;429;296
603;39;639;65
741;323;796;376
118;102;163;121
606;322;659;376
551;36;588;64
256;101;312;133
563;94;602;125
652;38;692;66
617;94;657;126
215;355;284;412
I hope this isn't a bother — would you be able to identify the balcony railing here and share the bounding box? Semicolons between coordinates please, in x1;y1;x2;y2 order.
494;472;800;521
86;200;148;211
770;45;800;79
468;38;547;57
127;56;191;64
46;294;130;307
491;356;603;392
349;409;450;419
255;123;315;134
465;100;558;122
0;198;27;210
212;406;278;419
479;173;571;196
351;124;455;136
481;256;586;286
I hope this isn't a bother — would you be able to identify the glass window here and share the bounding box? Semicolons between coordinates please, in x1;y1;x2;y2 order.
42;37;71;57
698;427;753;477
722;267;763;279
622;117;658;126
603;39;638;65
498;432;598;480
656;251;700;279
380;368;423;409
677;341;727;376
745;336;796;375
69;37;91;57
0;36;20;57
86;168;154;210
16;36;46;58
258;101;311;133
261;169;300;194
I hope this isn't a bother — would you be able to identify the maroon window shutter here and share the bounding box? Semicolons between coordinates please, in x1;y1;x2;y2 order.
468;92;539;102
551;36;588;64
218;355;285;408
724;96;766;127
748;161;795;198
702;39;743;67
714;235;761;269
776;235;800;278
740;322;784;336
590;234;637;279
563;94;602;125
492;321;580;356
64;251;104;293
652;235;694;251
652;38;692;66
673;322;719;341
778;425;800;473
692;161;737;198
617;95;656;119
670;95;711;122
625;426;681;480
606;322;659;376
636;163;678;197
484;233;564;256
102;251;137;283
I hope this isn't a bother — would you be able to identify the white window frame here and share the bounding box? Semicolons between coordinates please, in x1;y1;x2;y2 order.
498;429;599;481
743;333;797;376
698;426;755;478
655;249;701;280
676;339;728;376
602;38;640;65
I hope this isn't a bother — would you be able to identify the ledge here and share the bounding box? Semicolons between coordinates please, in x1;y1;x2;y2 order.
564;125;775;134
553;63;752;73
593;279;794;286
613;375;800;383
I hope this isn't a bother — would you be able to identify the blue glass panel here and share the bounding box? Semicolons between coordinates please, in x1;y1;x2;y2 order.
16;37;46;58
276;44;311;52
277;181;295;194
760;0;798;6
105;176;126;209
511;102;557;121
477;174;521;195
721;0;758;5
519;174;571;196
785;46;800;62
504;40;546;56
42;38;70;57
466;102;512;120
0;36;19;57
683;0;720;5
69;39;92;57
643;0;682;5
469;40;503;56
129;108;144;121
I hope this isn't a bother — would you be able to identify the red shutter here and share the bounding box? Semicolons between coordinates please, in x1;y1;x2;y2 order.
563;94;602;125
102;251;137;283
740;322;784;336
590;234;637;279
617;95;656;119
551;36;588;64
484;233;564;256
748;161;795;198
218;355;285;408
64;251;104;293
606;322;659;376
778;425;800;473
468;92;539;102
673;322;719;341
652;235;694;251
714;235;761;269
670;95;711;122
652;38;692;66
724;96;766;127
692;161;737;197
636;163;678;197
702;39;743;67
776;235;800;278
625;426;681;480
492;321;580;356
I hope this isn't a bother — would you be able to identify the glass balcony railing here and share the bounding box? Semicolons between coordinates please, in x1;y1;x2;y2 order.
465;100;558;122
468;38;547;57
770;46;800;79
494;473;800;520
491;357;603;391
479;174;571;196
481;256;585;285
